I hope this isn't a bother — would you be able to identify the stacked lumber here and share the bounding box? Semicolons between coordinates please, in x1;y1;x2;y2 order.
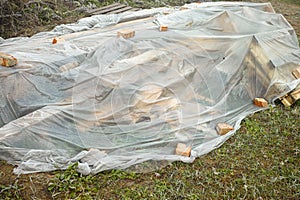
279;66;300;107
280;84;300;107
86;3;140;16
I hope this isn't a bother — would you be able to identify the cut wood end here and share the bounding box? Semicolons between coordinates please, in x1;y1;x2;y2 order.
0;52;18;67
117;29;135;39
290;89;300;101
280;96;293;107
52;37;65;44
175;143;191;157
216;123;234;135
292;67;300;79
253;98;268;108
159;25;168;32
280;88;300;107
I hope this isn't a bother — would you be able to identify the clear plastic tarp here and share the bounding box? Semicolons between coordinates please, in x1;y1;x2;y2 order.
0;2;299;174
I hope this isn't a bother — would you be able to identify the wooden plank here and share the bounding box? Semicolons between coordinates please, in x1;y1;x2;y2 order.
118;14;154;23
87;3;121;15
279;84;300;106
159;25;168;32
280;95;293;107
130;8;141;11
117;29;135;39
290;88;300;101
93;4;127;15
241;37;275;99
292;66;300;79
108;6;134;14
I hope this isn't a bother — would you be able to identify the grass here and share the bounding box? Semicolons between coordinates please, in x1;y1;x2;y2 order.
0;0;300;199
281;0;300;6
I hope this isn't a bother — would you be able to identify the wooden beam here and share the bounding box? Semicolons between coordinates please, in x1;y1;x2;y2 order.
290;88;300;101
86;3;121;16
92;4;127;15
108;6;134;14
292;67;300;79
279;84;300;106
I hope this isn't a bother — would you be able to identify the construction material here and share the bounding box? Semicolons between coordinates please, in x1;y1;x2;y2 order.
175;143;191;157
280;85;300;106
290;88;300;100
292;67;300;79
159;25;168;32
52;37;65;44
86;3;140;16
216;123;234;135
253;98;268;108
117;29;135;39
0;52;17;67
280;95;294;107
59;61;80;72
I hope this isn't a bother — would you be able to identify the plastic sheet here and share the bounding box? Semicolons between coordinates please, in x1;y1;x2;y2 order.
0;2;299;174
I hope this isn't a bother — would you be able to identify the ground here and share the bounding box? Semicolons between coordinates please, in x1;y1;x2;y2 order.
0;0;300;199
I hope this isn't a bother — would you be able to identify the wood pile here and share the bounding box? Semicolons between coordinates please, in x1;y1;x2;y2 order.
86;3;141;16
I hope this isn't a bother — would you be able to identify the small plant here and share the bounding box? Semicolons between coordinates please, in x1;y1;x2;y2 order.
48;162;98;199
0;179;23;200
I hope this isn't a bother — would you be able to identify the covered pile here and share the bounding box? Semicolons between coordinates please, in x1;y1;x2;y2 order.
0;2;299;174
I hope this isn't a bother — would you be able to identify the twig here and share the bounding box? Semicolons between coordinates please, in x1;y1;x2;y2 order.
0;14;22;18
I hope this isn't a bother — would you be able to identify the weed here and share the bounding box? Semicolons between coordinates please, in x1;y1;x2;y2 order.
48;163;98;199
0;179;23;200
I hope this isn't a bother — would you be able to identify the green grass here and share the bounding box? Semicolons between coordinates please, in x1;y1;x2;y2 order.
212;0;300;6
282;0;300;6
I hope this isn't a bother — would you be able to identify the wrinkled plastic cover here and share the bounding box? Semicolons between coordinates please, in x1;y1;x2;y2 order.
0;2;299;174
